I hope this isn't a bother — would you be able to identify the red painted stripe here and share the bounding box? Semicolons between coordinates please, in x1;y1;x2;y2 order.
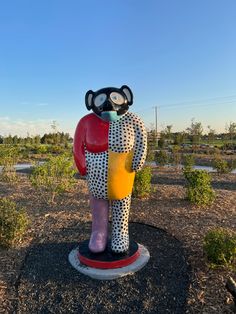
78;249;140;269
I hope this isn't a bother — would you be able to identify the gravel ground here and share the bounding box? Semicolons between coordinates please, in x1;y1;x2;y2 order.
16;223;190;313
0;169;235;313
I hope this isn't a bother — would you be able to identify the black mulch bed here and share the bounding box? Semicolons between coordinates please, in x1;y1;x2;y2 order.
16;223;191;314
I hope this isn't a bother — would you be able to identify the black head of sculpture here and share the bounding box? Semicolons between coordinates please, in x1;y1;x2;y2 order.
85;85;133;121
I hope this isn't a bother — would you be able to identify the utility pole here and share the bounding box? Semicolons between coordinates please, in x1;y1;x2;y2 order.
154;106;158;136
153;105;159;146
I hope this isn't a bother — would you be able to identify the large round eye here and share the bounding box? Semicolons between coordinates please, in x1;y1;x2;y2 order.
110;92;125;105
94;93;107;107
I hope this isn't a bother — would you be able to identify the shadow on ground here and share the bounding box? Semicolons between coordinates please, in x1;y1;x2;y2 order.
16;223;191;314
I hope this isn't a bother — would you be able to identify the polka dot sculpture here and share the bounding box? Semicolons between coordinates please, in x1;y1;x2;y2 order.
73;86;147;254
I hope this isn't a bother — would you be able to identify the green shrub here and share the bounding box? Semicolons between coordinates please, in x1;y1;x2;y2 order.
183;154;195;172
29;154;76;204
133;166;152;198
184;169;215;206
146;148;155;162
170;146;181;168
20;147;31;159
213;156;236;174
213;158;229;174
47;145;66;154
155;150;169;167
0;146;19;182
203;228;236;268
0;198;29;247
228;159;236;171
37;145;48;154
146;131;158;162
158;138;164;148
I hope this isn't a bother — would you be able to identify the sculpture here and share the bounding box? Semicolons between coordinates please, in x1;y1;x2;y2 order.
73;85;147;254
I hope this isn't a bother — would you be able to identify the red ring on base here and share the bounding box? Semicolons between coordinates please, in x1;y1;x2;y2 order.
78;248;140;269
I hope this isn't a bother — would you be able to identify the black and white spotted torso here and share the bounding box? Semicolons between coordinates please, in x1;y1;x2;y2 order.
85;112;147;199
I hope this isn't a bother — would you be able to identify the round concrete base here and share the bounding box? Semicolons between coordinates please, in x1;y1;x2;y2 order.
77;239;140;269
68;243;150;280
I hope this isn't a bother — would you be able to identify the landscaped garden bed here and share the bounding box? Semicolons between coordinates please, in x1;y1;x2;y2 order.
0;168;235;313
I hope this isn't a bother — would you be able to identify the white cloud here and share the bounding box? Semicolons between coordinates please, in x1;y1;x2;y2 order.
0;117;55;137
0;116;10;121
0;117;78;137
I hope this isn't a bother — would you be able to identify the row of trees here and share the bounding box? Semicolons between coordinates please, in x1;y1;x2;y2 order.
0;119;235;150
159;120;236;146
0;132;72;146
146;120;236;155
146;120;236;161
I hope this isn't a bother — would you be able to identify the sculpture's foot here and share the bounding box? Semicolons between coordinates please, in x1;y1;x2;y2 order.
111;235;129;253
89;231;108;253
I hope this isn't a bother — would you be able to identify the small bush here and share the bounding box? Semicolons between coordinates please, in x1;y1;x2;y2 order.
0;146;19;182
213;156;236;174
155;150;169;167
37;145;48;154
146;148;155;162
228;159;236;171
158;138;164;148
20;147;31;159
133;166;152;198
203;228;236;268
30;154;76;204
213;158;229;174
184;169;215;206
183;154;195;172
0;198;29;247
169;145;181;168
47;145;66;154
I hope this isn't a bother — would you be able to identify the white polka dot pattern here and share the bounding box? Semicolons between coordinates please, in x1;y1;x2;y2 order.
85;112;147;200
109;114;135;153
111;194;131;253
109;112;147;171
85;150;108;199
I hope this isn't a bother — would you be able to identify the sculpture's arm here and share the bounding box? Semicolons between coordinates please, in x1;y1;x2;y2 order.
132;116;147;172
73;118;87;176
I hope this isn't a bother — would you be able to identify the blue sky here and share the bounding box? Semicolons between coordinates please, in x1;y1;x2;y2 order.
0;0;235;136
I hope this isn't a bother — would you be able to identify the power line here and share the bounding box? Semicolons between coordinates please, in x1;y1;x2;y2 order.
134;94;236;113
134;100;236;114
159;100;236;110
159;94;236;107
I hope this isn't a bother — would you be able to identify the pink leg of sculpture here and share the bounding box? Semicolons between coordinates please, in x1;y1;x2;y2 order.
88;195;109;253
